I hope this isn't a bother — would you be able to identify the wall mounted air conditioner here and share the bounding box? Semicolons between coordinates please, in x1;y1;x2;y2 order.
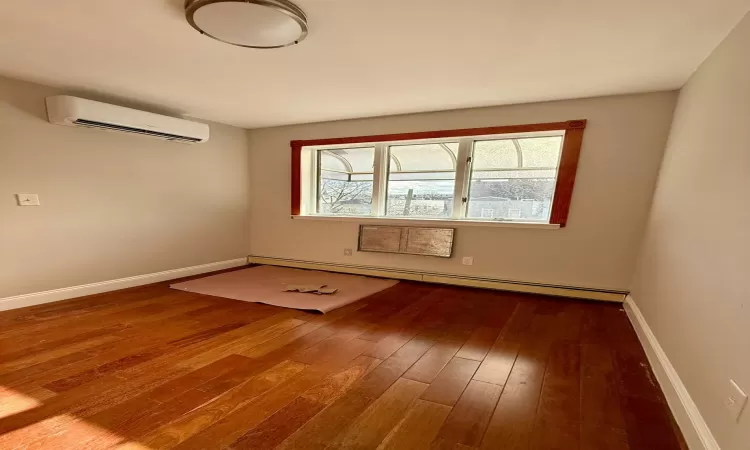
45;96;210;144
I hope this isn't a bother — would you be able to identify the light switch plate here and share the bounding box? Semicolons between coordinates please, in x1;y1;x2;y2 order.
462;256;474;266
16;194;40;206
724;379;748;422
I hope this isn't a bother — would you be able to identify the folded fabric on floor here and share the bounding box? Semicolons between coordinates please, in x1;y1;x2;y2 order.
283;284;338;295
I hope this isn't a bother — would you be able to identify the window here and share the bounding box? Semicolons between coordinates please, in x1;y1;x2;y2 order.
291;120;586;226
386;142;458;218
466;136;563;222
317;147;374;215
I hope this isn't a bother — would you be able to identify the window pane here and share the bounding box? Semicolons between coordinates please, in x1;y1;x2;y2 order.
386;142;457;218
467;136;562;221
471;139;518;169
519;137;564;168
317;147;374;215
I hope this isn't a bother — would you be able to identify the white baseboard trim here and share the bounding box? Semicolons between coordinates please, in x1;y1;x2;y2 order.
624;295;719;450
0;258;248;312
248;255;626;302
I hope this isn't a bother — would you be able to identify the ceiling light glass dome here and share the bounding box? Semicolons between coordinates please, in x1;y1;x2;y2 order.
184;0;308;49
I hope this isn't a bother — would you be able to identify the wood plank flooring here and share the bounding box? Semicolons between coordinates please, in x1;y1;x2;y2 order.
0;268;687;449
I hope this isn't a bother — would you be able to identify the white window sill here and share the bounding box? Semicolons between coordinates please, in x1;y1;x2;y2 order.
290;215;560;229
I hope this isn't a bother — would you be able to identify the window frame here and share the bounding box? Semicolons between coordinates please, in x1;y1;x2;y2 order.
291;120;586;227
314;145;378;216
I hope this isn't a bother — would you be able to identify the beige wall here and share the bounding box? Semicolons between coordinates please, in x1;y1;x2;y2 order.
630;13;750;450
247;91;677;291
0;76;250;298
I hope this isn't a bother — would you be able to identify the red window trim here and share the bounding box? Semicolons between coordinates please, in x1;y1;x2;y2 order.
291;119;586;227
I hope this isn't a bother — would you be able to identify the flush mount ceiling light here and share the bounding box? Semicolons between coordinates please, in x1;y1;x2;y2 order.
184;0;308;49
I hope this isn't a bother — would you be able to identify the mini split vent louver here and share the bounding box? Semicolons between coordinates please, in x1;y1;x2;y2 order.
46;96;210;144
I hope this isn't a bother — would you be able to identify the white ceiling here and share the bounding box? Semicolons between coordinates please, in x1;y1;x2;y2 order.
0;0;748;128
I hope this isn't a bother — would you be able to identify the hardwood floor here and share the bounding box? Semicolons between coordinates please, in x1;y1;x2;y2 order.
0;269;687;449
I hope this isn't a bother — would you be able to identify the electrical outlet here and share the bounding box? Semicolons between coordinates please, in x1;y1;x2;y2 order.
462;256;474;266
16;194;40;206
724;379;748;422
343;248;353;256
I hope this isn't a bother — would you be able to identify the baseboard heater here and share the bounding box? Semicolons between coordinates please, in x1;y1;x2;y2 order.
248;256;626;302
